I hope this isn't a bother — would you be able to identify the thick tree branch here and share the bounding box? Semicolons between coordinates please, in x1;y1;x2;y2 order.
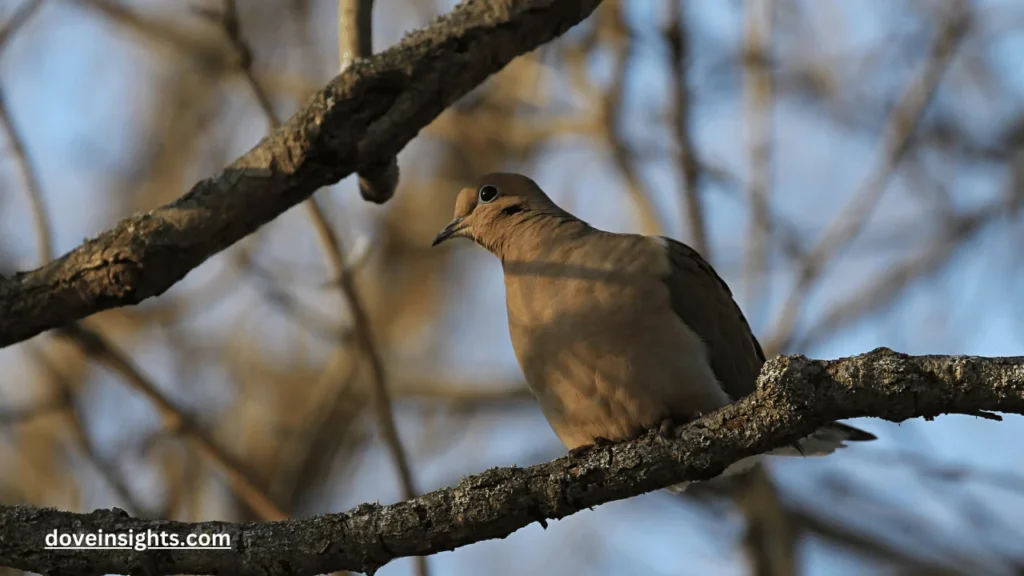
0;0;603;348
2;349;1021;576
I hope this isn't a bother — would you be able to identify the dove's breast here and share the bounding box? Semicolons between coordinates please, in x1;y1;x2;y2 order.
501;232;731;449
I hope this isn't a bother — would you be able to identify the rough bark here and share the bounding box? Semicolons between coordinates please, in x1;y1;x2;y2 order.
0;0;603;348
1;349;1021;576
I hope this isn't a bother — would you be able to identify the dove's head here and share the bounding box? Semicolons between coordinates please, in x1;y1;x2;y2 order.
431;173;568;253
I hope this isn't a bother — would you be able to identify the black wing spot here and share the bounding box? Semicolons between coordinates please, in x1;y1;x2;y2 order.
500;204;525;217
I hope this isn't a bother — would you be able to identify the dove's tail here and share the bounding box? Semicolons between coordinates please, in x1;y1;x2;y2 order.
666;422;875;493
778;422;877;457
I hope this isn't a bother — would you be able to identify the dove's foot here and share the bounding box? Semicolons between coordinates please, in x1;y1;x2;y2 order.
568;436;615;458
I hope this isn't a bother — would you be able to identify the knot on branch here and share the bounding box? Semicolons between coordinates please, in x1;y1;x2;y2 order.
358;159;400;204
755;354;817;407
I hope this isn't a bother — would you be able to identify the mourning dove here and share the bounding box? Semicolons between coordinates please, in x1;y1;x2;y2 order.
432;173;875;489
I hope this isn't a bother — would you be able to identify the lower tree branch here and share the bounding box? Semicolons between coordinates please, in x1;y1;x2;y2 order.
0;0;604;348
1;348;1021;575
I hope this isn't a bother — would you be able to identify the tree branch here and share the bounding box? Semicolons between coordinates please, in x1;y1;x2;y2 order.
740;0;774;312
338;0;400;204
0;0;604;348
2;348;1021;576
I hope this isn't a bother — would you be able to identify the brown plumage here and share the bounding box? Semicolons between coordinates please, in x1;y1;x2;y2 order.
433;173;874;481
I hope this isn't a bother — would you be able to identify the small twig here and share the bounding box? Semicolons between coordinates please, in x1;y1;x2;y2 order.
233;251;356;344
200;0;280;125
740;0;774;312
764;3;970;354
56;323;287;521
665;0;709;259
0;93;51;263
395;380;533;404
311;216;422;504
267;349;363;505
0;398;64;425
847;448;1024;497
736;466;797;576
304;202;425;576
27;348;153;517
0;0;42;48
599;0;663;235
787;505;964;573
338;0;371;73
73;0;225;63
792;200;1005;350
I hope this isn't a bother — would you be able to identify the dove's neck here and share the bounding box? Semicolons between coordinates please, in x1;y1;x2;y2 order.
490;209;594;264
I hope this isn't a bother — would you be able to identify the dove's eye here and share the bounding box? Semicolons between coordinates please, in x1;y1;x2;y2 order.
478;185;500;203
